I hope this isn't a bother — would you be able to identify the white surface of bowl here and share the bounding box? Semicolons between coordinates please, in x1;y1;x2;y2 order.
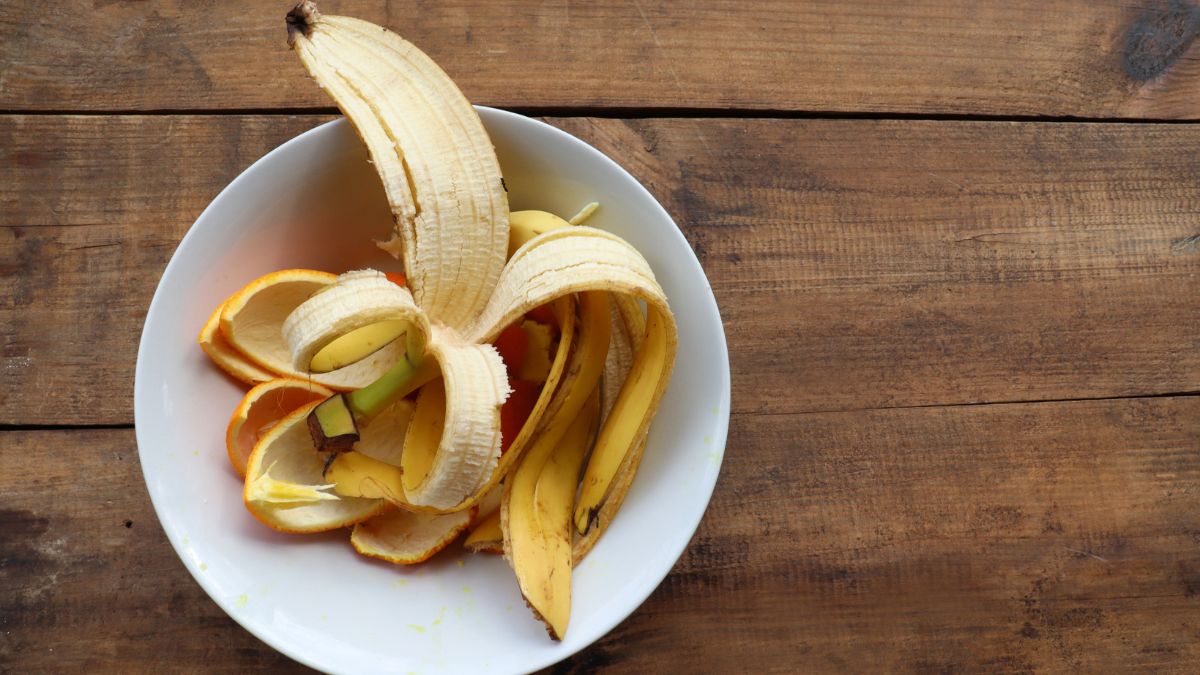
134;107;730;674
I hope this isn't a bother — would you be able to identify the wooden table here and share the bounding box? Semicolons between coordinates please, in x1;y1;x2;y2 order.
3;1;1199;672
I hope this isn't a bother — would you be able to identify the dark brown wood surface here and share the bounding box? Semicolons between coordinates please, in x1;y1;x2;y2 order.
3;1;1199;673
5;115;1199;424
4;1;1200;118
4;400;1199;672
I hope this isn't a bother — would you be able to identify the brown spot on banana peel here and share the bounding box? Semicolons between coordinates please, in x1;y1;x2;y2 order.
524;597;562;641
285;1;319;47
572;431;650;564
579;505;601;536
320;451;338;476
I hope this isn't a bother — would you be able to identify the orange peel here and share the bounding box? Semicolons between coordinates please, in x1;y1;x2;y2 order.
243;401;386;533
198;303;274;386
219;269;408;390
225;378;334;477
351;507;475;564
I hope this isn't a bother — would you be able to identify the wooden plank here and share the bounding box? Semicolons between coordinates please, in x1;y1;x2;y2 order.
0;114;333;425
3;1;1200;118
0;427;308;672
3;397;1197;671
4;115;1199;424
576;397;1200;673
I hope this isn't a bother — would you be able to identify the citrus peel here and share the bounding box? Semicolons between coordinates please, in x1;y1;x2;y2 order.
351;507;475;565
226;378;334;477
243;401;386;533
198;302;275;386
218;269;410;390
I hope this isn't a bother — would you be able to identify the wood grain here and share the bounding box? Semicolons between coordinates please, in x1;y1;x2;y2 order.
0;428;305;672
4;397;1197;672
3;1;1200;118
0;114;333;425
3;115;1198;424
567;396;1200;673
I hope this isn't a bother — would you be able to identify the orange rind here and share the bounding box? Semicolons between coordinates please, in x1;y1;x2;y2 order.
351;507;475;565
225;378;334;477
243;401;387;533
198;303;275;386
219;269;407;390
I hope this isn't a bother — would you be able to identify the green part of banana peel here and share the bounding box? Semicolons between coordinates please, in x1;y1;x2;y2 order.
345;353;437;422
307;339;436;453
308;394;360;452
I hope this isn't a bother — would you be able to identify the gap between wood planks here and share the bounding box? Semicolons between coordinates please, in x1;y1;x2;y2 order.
7;106;1200;125
5;390;1198;432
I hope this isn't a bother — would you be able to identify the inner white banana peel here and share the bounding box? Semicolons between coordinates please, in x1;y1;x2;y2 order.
283;269;429;374
288;1;508;331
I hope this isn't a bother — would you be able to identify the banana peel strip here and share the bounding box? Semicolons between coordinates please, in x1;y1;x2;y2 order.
400;325;510;509
503;388;601;640
501;291;611;639
289;6;508;331
282;269;430;374
465;228;664;344
571;294;645;561
601;295;642;423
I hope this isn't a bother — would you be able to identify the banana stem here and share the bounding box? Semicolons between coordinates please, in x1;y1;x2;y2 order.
345;348;438;422
308;328;437;452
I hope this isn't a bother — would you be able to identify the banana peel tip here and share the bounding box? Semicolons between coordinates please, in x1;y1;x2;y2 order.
286;1;318;46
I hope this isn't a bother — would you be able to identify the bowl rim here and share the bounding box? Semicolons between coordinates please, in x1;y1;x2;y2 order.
134;106;731;674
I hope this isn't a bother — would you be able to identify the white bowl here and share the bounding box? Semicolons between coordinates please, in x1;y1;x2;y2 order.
135;108;730;674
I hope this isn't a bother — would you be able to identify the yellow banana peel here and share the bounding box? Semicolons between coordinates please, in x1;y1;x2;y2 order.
223;3;682;639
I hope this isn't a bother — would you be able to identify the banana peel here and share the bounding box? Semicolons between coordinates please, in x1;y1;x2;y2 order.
286;1;676;518
245;4;681;639
502;291;611;640
504;389;599;640
574;305;674;533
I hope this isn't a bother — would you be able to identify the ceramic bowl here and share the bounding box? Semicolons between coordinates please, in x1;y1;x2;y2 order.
135;108;729;674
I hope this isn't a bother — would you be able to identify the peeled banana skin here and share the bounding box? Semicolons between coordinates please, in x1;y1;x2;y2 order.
279;2;679;639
